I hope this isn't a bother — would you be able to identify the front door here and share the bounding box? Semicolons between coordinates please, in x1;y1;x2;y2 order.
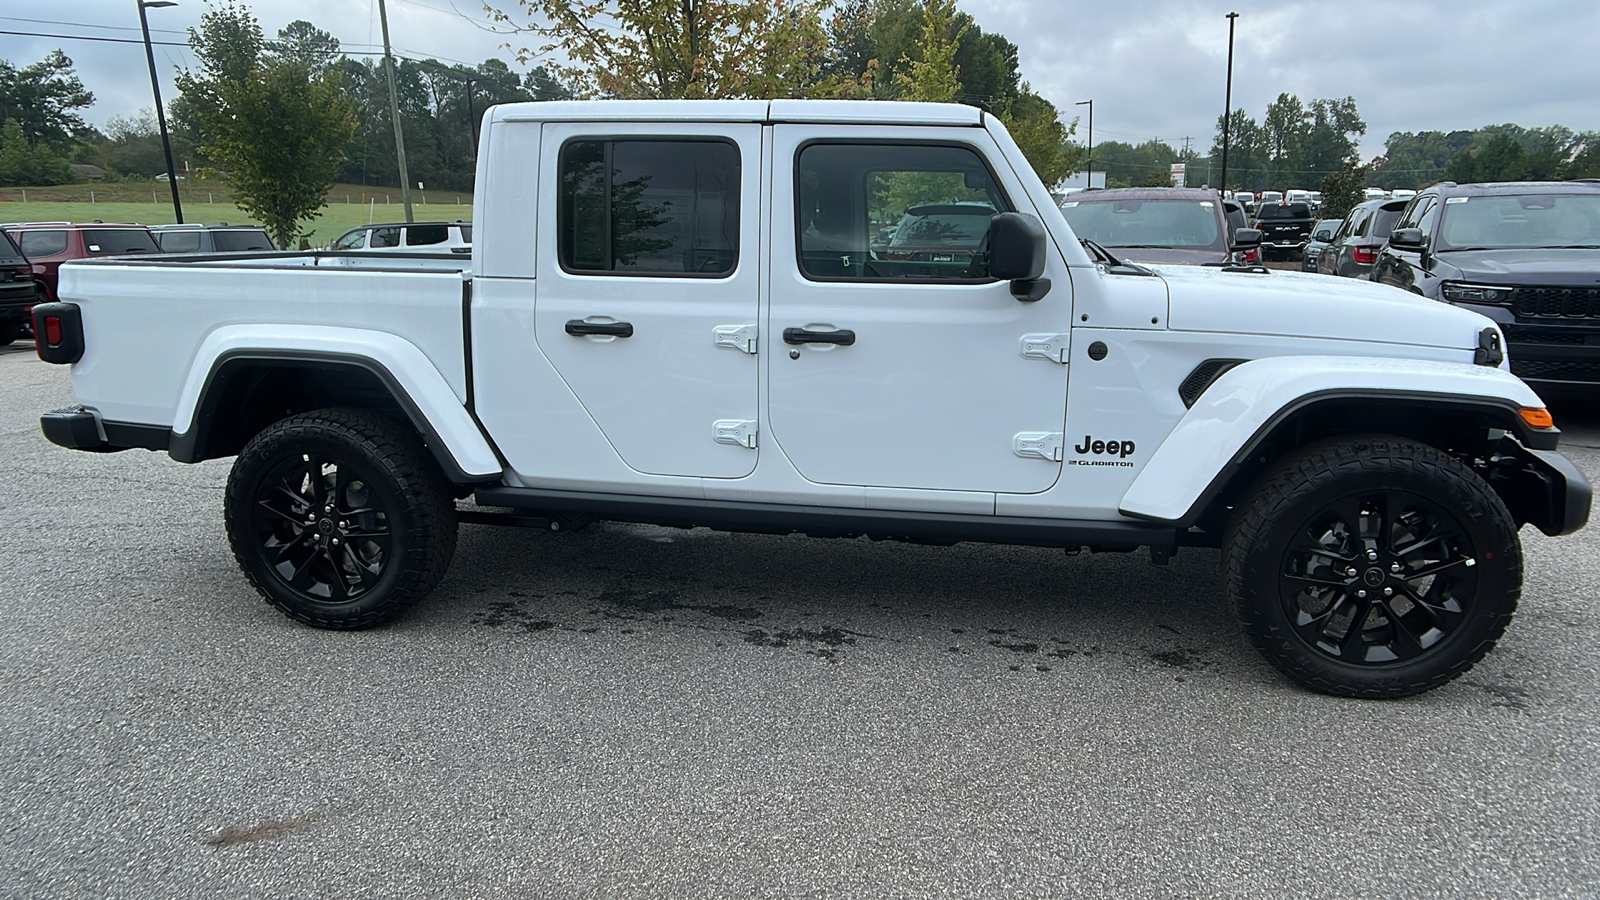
533;123;763;478
765;126;1073;494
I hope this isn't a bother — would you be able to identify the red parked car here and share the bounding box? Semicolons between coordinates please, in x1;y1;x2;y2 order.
1;223;163;302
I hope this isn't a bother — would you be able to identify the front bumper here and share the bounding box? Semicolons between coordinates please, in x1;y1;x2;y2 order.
1489;438;1592;536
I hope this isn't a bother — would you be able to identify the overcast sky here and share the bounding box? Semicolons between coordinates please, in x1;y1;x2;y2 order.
4;0;1597;162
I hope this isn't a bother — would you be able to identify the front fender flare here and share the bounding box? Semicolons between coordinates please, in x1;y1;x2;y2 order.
1119;356;1550;524
170;324;502;481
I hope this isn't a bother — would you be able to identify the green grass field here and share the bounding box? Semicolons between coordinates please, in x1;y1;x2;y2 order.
0;182;473;248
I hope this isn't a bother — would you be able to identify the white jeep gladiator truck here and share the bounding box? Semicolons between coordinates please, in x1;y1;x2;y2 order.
32;100;1590;698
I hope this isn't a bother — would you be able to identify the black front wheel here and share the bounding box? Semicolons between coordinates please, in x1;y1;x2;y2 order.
225;409;457;629
1225;436;1521;698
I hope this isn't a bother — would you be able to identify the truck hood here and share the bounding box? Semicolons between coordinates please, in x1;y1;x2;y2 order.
1156;264;1496;353
1435;248;1600;285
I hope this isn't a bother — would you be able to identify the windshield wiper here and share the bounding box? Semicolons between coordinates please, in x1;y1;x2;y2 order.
1080;238;1123;266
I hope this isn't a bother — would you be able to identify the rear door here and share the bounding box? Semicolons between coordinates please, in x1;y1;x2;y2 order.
532;122;762;478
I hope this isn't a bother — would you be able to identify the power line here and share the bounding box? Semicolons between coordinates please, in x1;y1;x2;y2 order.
0;15;185;35
0;27;479;65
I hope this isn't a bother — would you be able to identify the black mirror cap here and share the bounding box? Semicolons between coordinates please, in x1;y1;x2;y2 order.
1232;227;1262;249
988;212;1047;282
1390;227;1426;250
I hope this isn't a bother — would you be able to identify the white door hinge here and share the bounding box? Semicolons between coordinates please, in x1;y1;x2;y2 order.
713;419;758;449
714;324;758;354
1020;333;1070;364
1013;431;1064;462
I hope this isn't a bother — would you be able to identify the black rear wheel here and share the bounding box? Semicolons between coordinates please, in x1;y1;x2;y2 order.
225;409;457;629
1225;435;1521;698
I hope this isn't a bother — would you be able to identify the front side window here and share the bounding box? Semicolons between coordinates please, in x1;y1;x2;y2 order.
332;230;365;251
559;139;740;276
796;143;1009;281
18;230;68;258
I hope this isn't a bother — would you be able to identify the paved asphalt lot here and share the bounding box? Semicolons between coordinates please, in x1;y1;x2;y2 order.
2;339;1598;899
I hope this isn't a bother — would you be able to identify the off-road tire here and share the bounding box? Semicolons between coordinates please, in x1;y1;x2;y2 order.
225;408;458;629
1224;435;1521;698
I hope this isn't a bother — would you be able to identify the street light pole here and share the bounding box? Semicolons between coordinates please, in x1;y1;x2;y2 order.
1075;99;1093;190
138;0;183;223
1220;11;1238;194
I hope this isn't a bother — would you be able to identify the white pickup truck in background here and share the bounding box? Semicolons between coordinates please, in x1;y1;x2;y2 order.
32;100;1590;698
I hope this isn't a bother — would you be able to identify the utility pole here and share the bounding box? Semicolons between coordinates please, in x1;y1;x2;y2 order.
1182;136;1192;186
1220;11;1238;194
378;0;414;223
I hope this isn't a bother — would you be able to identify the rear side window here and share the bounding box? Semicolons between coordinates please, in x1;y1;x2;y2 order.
19;230;69;257
212;230;275;251
559;138;740;276
84;229;160;255
159;231;202;253
405;224;448;247
459;225;472;244
371;227;401;249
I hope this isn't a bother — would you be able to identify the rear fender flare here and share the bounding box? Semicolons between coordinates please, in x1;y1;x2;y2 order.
170;325;502;482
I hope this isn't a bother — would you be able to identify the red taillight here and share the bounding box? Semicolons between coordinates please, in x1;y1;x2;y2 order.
1353;245;1377;265
1243;247;1259;263
44;315;62;346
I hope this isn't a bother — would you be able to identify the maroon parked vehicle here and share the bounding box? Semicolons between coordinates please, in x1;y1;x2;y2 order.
0;223;163;302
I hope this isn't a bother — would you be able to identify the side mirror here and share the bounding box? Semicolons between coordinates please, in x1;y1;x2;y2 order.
1389;228;1426;251
988;212;1051;301
1232;227;1262;249
1313;229;1333;242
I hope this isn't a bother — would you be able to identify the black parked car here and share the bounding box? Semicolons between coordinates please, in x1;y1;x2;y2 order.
1370;180;1600;384
1300;218;1343;272
0;229;41;346
1318;198;1408;279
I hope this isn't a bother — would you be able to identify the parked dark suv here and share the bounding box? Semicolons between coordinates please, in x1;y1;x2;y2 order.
0;229;40;345
1370;180;1600;383
1318;197;1407;279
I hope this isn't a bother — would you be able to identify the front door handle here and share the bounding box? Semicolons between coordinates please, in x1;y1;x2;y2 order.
783;327;855;346
566;319;634;338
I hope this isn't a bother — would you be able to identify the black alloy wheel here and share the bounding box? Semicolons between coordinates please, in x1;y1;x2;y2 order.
1279;490;1477;666
1226;436;1520;698
250;451;395;605
225;408;457;629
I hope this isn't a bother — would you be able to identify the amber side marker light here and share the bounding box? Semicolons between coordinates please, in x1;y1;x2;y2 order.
1520;407;1555;429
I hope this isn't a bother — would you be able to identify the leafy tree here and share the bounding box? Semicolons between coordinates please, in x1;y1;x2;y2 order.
524;65;574;101
272;21;341;72
177;2;357;248
0;51;94;151
0;118;75;186
999;91;1079;187
488;0;829;99
893;0;965;102
1319;160;1368;220
1210;108;1265;191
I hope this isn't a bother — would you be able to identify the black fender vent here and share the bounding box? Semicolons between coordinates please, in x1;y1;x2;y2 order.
1179;358;1248;408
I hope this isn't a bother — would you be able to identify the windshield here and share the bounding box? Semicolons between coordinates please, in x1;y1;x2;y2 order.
1060;198;1224;250
84;229;161;255
1437;194;1600;251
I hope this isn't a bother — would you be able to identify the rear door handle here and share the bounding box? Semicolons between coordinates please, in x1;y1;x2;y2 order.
566;319;634;338
783;327;856;346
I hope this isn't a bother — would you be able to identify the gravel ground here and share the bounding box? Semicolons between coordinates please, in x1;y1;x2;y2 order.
2;340;1598;899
